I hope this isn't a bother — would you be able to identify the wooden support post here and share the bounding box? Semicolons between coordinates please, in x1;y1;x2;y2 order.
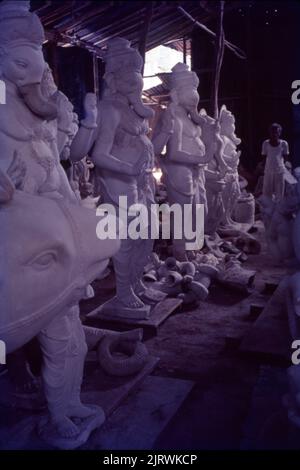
246;7;254;169
183;36;187;65
93;53;99;99
210;1;225;119
138;3;153;75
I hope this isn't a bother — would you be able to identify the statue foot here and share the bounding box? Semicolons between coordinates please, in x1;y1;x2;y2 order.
88;294;151;321
39;406;105;449
52;416;80;438
118;291;145;309
68;403;97;419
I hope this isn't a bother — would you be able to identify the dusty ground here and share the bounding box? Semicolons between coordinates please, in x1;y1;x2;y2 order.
80;222;297;449
0;223;294;450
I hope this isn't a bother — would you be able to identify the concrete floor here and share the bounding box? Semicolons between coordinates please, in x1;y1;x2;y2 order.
1;223;298;450
144;227;296;449
80;222;296;450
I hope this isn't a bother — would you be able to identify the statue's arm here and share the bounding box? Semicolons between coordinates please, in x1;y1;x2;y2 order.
69;93;99;162
92;109;137;176
152;129;171;156
152;110;174;155
69;123;97;163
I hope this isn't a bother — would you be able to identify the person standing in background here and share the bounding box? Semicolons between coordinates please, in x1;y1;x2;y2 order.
262;123;290;201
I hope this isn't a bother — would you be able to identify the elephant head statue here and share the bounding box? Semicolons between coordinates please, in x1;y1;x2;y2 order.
0;170;120;353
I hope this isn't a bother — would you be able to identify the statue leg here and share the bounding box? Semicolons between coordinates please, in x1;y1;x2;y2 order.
227;178;240;225
113;236;145;308
131;237;154;295
220;181;233;226
131;195;156;295
167;186;191;261
38;307;89;438
223;179;240;226
100;184;145;309
66;311;96;419
197;169;208;217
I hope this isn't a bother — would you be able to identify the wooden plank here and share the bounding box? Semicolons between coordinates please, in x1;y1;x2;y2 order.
84;376;194;450
87;298;182;335
0;356;159;450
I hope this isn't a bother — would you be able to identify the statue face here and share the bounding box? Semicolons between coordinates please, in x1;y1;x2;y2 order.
107;68;153;119
221;111;235;135
176;86;199;112
0;187;120;352
114;70;144;96
1;45;45;87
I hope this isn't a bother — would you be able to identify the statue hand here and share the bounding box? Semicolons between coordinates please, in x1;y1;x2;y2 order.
83;93;98;126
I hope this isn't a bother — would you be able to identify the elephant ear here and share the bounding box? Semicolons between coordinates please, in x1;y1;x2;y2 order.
0;168;14;204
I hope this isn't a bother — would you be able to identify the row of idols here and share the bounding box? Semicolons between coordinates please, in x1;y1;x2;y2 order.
0;1;253;449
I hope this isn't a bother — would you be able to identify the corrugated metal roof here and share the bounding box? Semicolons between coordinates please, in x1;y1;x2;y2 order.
29;0;222;55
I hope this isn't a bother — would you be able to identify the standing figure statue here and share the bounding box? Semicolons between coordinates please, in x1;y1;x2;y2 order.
152;63;227;260
218;105;242;228
0;1;110;447
0;3;76;203
70;38;156;319
40;63;79;163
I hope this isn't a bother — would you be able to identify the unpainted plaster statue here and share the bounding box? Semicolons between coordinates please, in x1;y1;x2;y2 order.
152;63;228;260
70;38;156;320
0;3;76;202
198;108;228;237
0;167;120;448
0;1;122;449
218;105;242;228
